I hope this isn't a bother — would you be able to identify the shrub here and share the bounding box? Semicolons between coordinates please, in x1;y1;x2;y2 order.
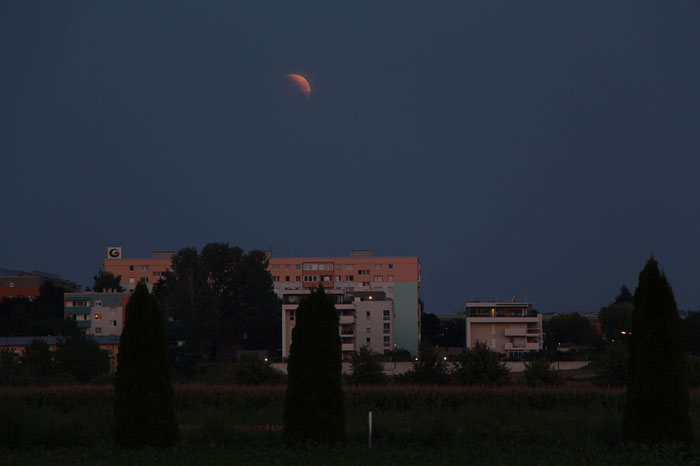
622;257;694;444
400;343;449;385
523;356;564;386
234;354;286;385
54;333;111;383
594;342;627;387
452;341;510;386
113;283;179;447
348;346;387;385
284;286;345;446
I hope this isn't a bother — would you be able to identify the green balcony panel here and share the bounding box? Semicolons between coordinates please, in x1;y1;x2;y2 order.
65;307;91;315
76;321;91;329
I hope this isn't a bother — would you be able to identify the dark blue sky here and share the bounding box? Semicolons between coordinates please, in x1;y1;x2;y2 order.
2;1;699;314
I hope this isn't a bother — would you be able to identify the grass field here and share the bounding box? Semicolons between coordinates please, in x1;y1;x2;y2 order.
0;385;697;465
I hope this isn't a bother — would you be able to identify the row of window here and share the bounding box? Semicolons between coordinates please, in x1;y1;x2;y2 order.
290;309;391;321
365;336;391;346
273;275;394;282
271;263;395;271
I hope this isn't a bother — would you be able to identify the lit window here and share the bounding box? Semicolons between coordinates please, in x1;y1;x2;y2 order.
94;314;102;320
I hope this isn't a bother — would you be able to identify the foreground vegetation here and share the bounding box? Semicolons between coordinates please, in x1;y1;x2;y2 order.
0;385;697;465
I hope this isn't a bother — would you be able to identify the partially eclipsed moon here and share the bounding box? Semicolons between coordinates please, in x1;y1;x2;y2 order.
287;74;311;98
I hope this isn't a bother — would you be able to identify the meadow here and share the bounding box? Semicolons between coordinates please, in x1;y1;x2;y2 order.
0;385;698;465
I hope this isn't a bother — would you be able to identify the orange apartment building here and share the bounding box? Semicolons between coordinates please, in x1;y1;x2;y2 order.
102;247;173;291
268;249;421;356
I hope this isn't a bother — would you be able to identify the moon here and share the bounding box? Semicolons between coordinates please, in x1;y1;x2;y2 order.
286;74;311;99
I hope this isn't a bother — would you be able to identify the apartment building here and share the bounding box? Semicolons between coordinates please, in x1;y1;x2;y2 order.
268;250;421;356
102;247;173;291
64;291;130;336
465;298;543;359
281;288;394;360
0;268;79;300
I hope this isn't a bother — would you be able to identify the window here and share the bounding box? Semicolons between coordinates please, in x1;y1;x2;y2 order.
384;336;390;346
94;314;102;320
295;264;301;270
366;311;371;321
272;276;280;282
271;264;280;270
129;265;134;271
319;263;333;270
388;264;394;269
335;264;341;270
8;282;14;288
337;276;342;281
94;327;102;334
383;310;390;320
384;323;390;333
303;263;318;270
321;276;332;282
366;337;371;344
296;275;301;281
346;275;354;281
388;275;394;282
285;264;290;270
93;300;102;307
141;277;149;283
358;270;370;275
375;264;382;270
374;275;382;282
303;275;318;282
110;320;117;327
73;300;88;306
129;277;135;284
366;327;371;334
345;264;354;270
141;265;149;272
285;276;290;282
290;311;295;321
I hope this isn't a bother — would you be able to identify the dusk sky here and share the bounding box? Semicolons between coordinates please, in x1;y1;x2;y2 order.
2;1;699;315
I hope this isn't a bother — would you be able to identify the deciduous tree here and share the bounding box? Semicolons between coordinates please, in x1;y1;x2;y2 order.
452;341;510;386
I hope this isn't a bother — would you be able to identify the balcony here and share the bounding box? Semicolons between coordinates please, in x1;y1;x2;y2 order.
340;330;354;338
341;343;355;352
65;306;91;315
505;342;540;351
504;327;540;337
76;321;91;329
339;315;354;324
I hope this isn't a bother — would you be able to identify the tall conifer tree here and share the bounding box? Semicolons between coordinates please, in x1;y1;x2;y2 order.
113;283;179;447
283;285;345;446
622;257;694;444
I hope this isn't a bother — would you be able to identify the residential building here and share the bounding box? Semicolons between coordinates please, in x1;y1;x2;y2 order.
281;288;394;360
0;335;121;371
102;247;173;291
268;249;421;356
465;298;543;359
0;268;79;300
64;291;130;337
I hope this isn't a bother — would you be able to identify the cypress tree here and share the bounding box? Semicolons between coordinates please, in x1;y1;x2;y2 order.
622;257;694;444
283;285;345;446
113;283;179;447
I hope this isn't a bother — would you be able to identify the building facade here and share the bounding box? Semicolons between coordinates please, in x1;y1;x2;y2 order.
268;250;421;356
0;268;79;300
0;336;121;371
64;291;130;336
465;298;543;359
280;288;394;360
102;247;173;291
